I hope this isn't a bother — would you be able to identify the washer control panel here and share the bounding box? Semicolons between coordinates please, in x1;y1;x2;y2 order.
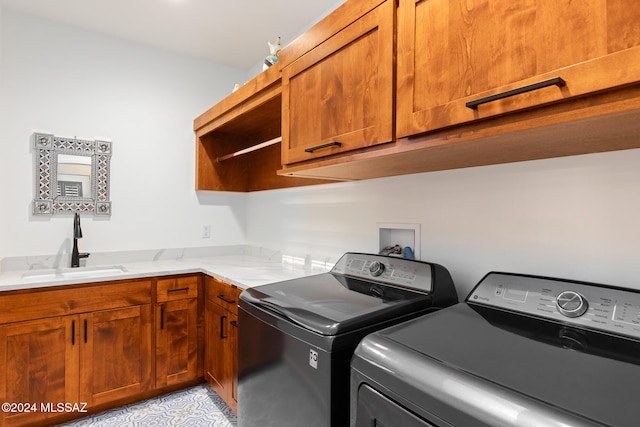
468;272;640;340
332;253;432;293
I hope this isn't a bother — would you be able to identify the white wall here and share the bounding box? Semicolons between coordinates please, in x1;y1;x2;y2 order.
247;149;640;296
0;10;247;258
245;0;346;80
3;8;639;300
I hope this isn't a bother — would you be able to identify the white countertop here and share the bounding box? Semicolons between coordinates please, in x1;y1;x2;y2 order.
0;248;334;292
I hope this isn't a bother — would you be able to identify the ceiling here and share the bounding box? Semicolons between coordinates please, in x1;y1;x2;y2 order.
1;0;345;70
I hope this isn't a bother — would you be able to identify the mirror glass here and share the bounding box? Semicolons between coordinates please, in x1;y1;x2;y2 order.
33;133;112;216
57;154;93;198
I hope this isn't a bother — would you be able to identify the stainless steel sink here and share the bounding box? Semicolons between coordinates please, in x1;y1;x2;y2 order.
21;265;128;282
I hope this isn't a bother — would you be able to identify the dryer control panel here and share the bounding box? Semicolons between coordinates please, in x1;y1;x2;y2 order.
468;272;640;340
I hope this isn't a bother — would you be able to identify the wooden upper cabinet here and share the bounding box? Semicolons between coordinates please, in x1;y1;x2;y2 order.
396;0;640;138
281;0;395;166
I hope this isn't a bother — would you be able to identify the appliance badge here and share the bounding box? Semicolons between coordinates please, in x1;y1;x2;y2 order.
309;349;318;369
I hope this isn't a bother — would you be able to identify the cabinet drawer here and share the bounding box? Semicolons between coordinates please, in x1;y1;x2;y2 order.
157;275;199;302
206;277;241;314
0;280;152;325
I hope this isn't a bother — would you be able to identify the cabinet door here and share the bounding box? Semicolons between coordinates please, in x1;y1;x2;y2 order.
80;305;153;406
0;316;79;427
204;301;235;405
156;299;199;387
282;0;395;165
396;0;640;138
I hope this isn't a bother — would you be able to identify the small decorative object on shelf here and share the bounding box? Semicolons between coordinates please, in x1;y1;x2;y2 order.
263;36;282;71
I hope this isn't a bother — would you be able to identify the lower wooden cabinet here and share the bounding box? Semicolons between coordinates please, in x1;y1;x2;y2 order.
80;305;154;407
0;316;78;427
0;279;155;426
155;276;200;387
204;277;241;413
0;273;216;426
0;304;153;426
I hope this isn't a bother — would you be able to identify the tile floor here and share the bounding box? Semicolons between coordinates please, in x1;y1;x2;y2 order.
55;384;237;427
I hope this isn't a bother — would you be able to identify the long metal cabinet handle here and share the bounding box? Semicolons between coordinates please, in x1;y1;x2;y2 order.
220;315;228;339
84;319;88;344
304;141;342;153
465;77;566;110
160;306;165;330
217;294;236;304
230;320;238;328
71;320;75;345
167;287;190;293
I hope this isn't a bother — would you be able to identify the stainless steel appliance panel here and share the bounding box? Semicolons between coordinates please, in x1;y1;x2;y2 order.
239;252;457;427
351;272;640;427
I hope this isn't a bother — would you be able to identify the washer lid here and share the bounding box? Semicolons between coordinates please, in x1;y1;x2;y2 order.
240;272;432;335
355;303;640;427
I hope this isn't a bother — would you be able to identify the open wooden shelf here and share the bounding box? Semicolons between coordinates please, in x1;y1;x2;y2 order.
194;65;332;192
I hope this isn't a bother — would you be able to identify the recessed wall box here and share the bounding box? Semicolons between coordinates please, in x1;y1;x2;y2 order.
377;223;420;259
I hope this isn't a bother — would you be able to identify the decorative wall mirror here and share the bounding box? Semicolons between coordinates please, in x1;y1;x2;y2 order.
33;132;112;216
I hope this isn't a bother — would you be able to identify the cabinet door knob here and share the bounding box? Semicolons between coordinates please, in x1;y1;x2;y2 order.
466;77;566;110
304;141;342;153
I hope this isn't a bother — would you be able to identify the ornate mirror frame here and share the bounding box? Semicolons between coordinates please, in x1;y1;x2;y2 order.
33;132;112;216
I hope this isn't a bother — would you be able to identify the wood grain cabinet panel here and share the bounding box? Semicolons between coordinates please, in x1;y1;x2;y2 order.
396;0;640;138
0;317;79;427
0;279;154;426
155;276;200;388
80;305;153;407
281;0;395;165
157;276;199;303
204;277;240;413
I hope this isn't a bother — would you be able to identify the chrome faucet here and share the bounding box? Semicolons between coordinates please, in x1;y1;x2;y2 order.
71;212;90;268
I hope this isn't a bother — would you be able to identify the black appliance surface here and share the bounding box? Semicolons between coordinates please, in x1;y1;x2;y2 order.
351;272;640;427
238;252;458;427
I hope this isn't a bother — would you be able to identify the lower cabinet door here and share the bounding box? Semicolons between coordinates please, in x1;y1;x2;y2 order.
204;300;237;411
156;299;199;387
80;305;153;406
204;301;227;393
0;316;79;427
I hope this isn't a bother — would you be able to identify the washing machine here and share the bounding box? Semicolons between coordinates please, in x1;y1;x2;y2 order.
238;252;458;427
352;272;640;426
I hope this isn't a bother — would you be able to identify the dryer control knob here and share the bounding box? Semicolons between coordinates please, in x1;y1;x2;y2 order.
556;291;588;318
369;261;385;277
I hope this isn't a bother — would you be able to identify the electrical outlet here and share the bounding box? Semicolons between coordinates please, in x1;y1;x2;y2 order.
202;225;211;239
